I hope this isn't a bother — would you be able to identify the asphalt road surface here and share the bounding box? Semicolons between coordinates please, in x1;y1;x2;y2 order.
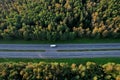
0;43;120;58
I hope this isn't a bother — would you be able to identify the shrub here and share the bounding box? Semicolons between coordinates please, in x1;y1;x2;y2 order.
0;62;120;80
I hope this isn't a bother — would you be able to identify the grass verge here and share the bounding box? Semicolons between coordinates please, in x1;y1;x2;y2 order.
0;58;120;65
0;38;120;44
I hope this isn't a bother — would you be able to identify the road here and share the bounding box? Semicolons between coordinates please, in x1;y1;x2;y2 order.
0;43;120;58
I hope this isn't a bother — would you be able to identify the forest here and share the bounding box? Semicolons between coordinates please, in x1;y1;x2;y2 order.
0;0;120;41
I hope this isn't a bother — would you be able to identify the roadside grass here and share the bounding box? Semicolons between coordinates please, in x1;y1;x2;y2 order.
0;38;120;44
0;58;120;65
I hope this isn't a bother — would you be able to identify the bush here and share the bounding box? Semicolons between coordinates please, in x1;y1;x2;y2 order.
0;62;120;80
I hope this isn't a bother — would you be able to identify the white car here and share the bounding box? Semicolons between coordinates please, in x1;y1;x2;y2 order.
50;44;56;48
